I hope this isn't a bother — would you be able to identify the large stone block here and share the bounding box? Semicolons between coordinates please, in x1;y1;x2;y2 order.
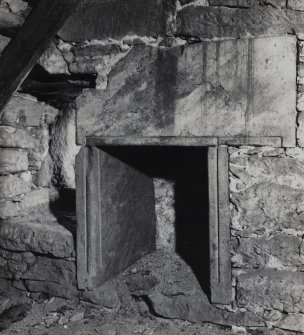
0;94;58;127
230;154;304;191
232;235;304;269
4;0;28;14
237;270;304;313
288;0;304;11
59;0;176;42
231;182;304;235
0;174;31;199
0;149;28;175
76;36;296;147
0;126;40;149
38;42;69;75
0;249;35;280
0;215;74;258
0;189;49;219
21;257;76;285
176;6;291;39
275;314;304;332
66;43;127;74
0;126;50;170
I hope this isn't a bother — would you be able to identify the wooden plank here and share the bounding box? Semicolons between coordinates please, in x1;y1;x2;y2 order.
209;146;232;304
97;148;156;286
85;136;218;147
76;147;102;290
217;146;232;304
208;147;219;301
0;0;80;115
76;147;88;289
76;147;156;290
85;147;101;289
218;136;282;147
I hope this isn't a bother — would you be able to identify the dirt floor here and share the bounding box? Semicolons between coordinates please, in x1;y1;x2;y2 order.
0;251;262;335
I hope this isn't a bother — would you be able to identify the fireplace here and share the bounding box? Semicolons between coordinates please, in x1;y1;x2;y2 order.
74;35;296;305
76;142;231;303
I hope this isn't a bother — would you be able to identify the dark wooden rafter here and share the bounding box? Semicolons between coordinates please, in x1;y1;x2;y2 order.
0;0;80;115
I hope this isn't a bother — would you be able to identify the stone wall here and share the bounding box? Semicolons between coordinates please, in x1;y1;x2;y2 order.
229;147;304;332
0;93;77;300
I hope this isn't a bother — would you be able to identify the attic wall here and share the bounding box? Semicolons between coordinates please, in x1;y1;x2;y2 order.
1;0;304;332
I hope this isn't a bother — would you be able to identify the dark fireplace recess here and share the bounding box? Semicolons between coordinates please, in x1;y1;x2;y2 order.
100;146;210;296
76;143;231;304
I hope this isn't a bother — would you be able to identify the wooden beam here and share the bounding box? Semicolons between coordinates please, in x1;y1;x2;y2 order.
208;146;232;304
0;0;80;115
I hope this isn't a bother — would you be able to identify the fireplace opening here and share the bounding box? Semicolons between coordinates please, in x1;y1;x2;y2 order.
98;146;210;296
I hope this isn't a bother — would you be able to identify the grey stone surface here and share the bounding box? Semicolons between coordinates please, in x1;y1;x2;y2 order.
147;292;263;326
0;94;58;127
0;189;49;219
176;6;291;39
231;182;304;235
0;174;31;199
66;43;128;75
59;0;176;42
288;0;304;11
0;248;35;280
0;126;40;149
21;257;76;285
0;149;28;175
80;282;120;308
229;149;304;237
0;8;24;35
232;234;304;270
77;36;296;147
237;270;304;313
275;313;304;332
0;215;75;258
2;0;29;14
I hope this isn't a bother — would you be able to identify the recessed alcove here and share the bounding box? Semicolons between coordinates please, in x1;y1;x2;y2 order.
97;146;211;296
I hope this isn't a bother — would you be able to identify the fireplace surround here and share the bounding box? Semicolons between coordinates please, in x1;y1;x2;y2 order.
75;35;296;305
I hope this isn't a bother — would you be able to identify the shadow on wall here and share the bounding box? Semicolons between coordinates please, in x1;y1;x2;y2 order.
101;146;210;297
49;188;77;241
